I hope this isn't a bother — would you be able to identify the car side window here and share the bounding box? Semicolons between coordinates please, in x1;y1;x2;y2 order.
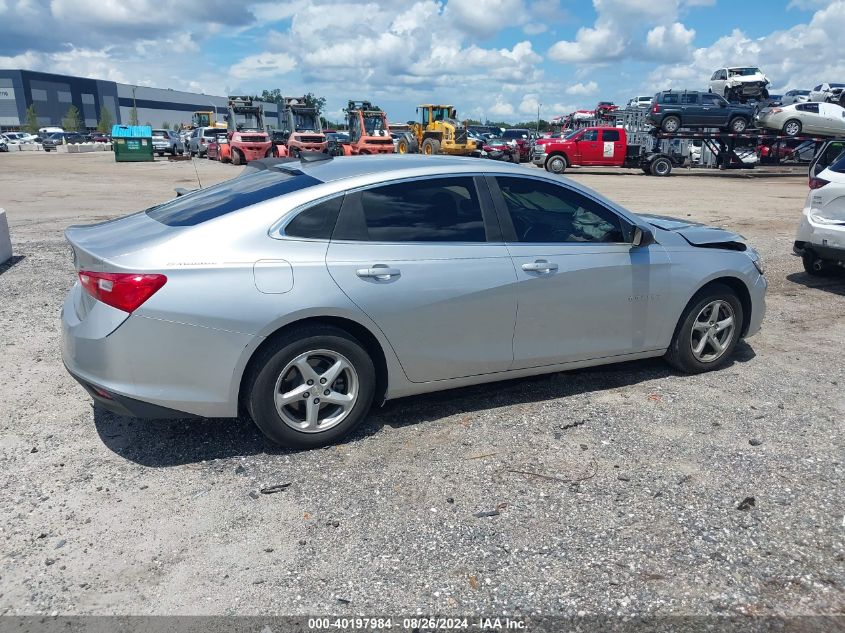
798;103;820;114
701;94;721;106
582;130;598;141
680;93;698;105
602;129;620;142
333;177;487;242
284;195;343;240
495;177;626;244
661;93;678;104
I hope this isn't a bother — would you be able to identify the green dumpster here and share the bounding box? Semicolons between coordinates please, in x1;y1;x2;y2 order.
112;125;154;162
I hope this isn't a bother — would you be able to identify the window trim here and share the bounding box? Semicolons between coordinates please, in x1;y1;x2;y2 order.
484;174;636;246
326;174;504;245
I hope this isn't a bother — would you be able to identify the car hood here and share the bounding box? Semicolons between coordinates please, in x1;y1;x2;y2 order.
727;73;769;84
639;214;748;251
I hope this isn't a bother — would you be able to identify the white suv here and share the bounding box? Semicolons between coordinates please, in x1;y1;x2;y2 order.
809;83;845;106
709;67;770;102
795;143;845;275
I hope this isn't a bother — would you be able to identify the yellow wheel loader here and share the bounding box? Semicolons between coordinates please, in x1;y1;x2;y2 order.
396;105;477;156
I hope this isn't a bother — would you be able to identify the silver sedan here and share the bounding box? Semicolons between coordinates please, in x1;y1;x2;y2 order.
756;102;845;137
62;155;766;448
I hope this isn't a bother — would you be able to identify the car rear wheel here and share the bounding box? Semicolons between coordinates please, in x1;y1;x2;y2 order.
783;119;802;137
665;284;743;374
545;154;567;174
247;325;376;449
650;157;672;176
661;116;681;133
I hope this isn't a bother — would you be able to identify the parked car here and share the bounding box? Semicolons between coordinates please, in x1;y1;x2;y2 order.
205;132;231;162
187;127;221;157
648;90;754;133
0;135;7;152
627;96;653;109
42;132;88;151
596;102;619;118
89;132;110;143
794;150;845;275
61;155;766;449
782;89;811;106
757;139;817;164
709;67;770;102
808;140;845;179
756;102;845;137
500;128;532;161
325;132;351;157
480;137;520;162
152;129;184;156
809;83;845;105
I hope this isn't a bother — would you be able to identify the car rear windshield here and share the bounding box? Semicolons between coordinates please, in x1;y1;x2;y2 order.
146;169;322;226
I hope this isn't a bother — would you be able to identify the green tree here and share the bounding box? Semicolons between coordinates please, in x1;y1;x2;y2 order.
161;121;170;131
61;105;82;132
97;104;113;133
23;104;39;134
303;92;326;116
129;104;139;126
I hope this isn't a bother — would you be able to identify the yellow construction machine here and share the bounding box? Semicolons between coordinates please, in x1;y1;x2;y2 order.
396;104;477;155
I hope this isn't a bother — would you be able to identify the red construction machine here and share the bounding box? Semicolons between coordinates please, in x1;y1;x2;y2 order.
225;96;272;165
332;101;393;156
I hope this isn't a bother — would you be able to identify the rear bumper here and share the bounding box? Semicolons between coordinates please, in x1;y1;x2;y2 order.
66;367;199;418
61;285;255;418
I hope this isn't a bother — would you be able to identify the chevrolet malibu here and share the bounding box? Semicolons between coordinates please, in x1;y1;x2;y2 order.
62;155;766;449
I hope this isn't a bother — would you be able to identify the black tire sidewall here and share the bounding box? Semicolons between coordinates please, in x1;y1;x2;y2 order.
662;116;680;132
666;285;743;374
248;329;376;449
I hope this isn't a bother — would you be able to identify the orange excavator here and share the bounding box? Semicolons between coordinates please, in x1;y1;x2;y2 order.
332;101;394;156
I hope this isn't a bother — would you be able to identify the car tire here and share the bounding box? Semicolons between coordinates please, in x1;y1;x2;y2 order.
665;283;743;374
247;325;376;449
783;119;802;137
421;138;441;155
802;250;832;276
661;116;681;133
650;157;672;176
729;117;748;133
156;151;164;157
545;154;568;174
232;149;242;166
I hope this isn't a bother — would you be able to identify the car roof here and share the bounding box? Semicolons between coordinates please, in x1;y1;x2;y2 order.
279;154;525;184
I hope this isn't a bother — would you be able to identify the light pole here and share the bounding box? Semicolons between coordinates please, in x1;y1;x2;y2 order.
537;102;542;135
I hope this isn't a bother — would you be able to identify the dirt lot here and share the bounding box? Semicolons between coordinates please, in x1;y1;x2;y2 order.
0;151;842;618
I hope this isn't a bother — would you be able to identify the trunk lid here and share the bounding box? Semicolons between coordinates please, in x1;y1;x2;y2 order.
65;211;178;272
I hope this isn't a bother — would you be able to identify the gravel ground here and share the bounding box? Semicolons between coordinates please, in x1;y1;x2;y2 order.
0;151;842;618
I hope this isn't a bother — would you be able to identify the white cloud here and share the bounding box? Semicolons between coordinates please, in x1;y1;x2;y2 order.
565;81;599;95
229;52;296;79
646;22;695;54
445;0;528;38
547;0;705;64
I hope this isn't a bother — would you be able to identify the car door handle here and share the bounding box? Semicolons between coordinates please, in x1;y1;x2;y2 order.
522;260;558;273
356;266;401;280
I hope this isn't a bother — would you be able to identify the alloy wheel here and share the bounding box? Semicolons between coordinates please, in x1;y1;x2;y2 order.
690;300;736;363
273;349;359;432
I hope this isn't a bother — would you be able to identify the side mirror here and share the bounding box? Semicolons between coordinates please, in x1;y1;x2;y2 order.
632;226;655;247
720;101;727;108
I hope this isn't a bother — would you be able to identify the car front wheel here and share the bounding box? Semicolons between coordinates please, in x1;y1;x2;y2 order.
247;325;376;449
665;284;743;374
661;116;681;133
729;117;748;133
545;154;567;174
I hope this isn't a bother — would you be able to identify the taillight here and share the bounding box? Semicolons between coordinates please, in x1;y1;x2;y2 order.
200;138;206;144
78;271;167;313
652;104;659;113
809;176;829;190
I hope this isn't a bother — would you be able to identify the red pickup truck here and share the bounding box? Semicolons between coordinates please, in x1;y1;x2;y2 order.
531;126;680;176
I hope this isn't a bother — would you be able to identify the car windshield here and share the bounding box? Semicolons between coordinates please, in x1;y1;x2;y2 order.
146;169;323;226
564;130;581;140
729;68;761;76
292;112;320;132
829;151;845;173
152;130;167;137
830;84;845;88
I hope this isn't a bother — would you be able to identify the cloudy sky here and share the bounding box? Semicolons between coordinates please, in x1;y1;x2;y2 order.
1;0;843;122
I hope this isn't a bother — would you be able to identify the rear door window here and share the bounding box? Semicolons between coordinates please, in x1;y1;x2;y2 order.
661;93;679;104
680;93;698;105
146;170;322;226
333;177;487;242
283;196;343;239
797;103;820;114
602;129;620;142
